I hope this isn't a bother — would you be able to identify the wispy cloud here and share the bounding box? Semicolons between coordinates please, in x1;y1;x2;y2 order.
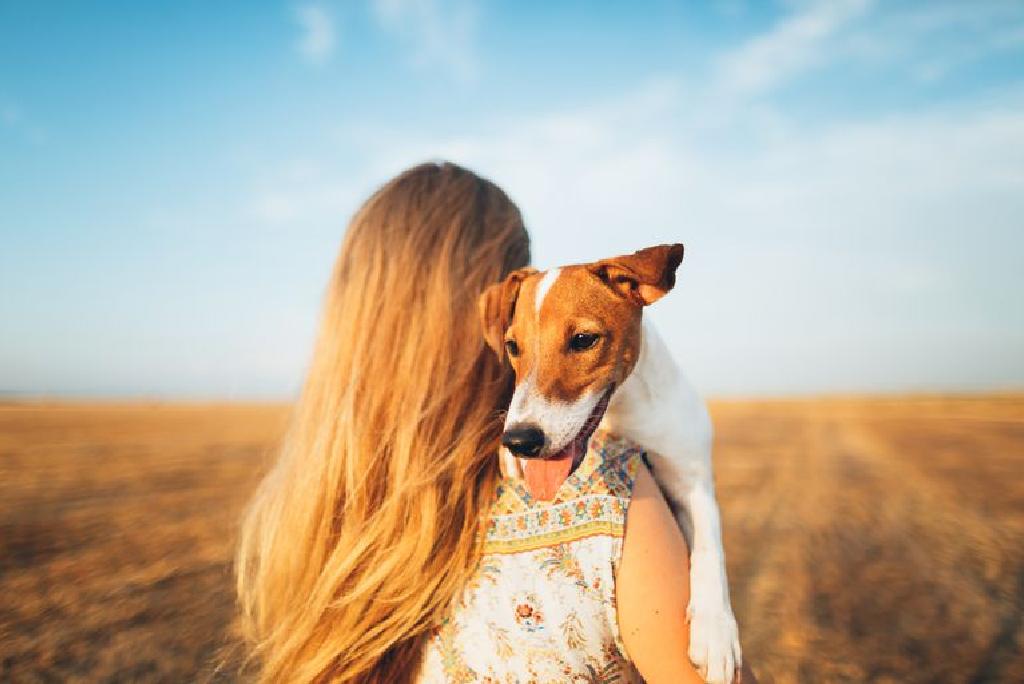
249;159;363;225
694;0;1024;127
715;0;871;101
241;1;1024;393
8;0;1024;397
371;0;480;82
381;86;1024;391
250;59;1024;391
295;4;336;65
845;1;1024;84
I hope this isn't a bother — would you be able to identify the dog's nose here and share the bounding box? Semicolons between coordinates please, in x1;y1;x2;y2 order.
502;425;546;458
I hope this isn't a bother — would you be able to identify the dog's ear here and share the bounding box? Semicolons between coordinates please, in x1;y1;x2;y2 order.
479;267;537;357
590;243;684;306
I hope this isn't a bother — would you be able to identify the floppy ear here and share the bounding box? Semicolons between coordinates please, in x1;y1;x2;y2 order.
590;243;684;306
478;267;537;357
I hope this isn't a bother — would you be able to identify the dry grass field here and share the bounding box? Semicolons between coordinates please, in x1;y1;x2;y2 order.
1;396;1022;682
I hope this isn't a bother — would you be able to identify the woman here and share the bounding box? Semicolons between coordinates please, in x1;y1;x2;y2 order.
236;162;740;682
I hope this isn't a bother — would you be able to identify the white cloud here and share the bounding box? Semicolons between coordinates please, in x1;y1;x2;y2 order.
250;176;361;225
826;0;1024;85
371;0;480;82
248;157;366;225
295;4;336;65
715;0;871;101
259;73;1022;391
711;0;1024;104
246;1;1024;394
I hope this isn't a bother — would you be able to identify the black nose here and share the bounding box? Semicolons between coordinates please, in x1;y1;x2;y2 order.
502;425;546;458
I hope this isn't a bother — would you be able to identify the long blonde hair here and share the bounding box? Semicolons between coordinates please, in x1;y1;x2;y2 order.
235;162;530;682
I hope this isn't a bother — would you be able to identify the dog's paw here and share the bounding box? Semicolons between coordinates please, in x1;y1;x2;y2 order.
688;602;741;684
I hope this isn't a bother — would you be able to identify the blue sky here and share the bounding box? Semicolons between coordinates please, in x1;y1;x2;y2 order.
2;0;1023;398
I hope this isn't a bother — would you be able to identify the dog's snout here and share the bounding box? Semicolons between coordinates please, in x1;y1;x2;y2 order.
502;425;546;458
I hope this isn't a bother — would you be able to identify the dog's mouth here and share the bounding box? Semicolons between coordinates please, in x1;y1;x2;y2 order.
545;385;614;471
518;386;614;499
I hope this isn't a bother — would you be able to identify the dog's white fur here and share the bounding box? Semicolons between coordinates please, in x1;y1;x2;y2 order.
507;367;603;455
504;270;741;683
533;268;560;315
601;319;740;684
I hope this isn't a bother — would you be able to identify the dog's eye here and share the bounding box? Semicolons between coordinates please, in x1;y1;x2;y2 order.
568;332;600;352
505;339;520;357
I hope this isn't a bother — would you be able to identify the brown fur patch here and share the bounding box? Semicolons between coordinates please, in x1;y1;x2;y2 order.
481;244;684;406
504;265;642;403
590;243;684;306
478;267;538;356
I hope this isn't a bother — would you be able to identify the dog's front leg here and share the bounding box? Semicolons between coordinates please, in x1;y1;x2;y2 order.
682;480;741;684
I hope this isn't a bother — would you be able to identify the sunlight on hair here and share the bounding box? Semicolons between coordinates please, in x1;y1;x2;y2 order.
235;162;530;682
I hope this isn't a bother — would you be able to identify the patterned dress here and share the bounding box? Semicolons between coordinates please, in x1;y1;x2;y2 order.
419;430;645;683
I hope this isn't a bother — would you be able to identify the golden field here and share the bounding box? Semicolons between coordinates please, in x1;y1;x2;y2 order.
1;396;1022;682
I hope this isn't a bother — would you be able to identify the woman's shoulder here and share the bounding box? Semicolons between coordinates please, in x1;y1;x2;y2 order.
584;429;647;500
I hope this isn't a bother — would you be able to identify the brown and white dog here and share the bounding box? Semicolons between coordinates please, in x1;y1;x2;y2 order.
479;244;741;684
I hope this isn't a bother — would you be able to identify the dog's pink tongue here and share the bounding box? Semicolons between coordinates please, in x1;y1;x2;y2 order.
523;456;572;500
523;446;577;500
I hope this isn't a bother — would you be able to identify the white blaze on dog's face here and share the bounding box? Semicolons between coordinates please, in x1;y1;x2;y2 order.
479;244;684;460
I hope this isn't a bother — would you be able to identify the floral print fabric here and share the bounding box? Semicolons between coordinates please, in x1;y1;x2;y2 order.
419;430;645;683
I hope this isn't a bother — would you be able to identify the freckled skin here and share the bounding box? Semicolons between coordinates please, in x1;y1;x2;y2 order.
506;265;643;403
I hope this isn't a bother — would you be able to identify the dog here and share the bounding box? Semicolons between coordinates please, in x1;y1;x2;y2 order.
478;243;741;684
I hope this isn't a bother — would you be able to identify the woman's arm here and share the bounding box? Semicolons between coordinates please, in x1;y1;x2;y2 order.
617;463;706;684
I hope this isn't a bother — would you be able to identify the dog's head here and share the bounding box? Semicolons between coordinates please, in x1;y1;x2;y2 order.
479;243;684;464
